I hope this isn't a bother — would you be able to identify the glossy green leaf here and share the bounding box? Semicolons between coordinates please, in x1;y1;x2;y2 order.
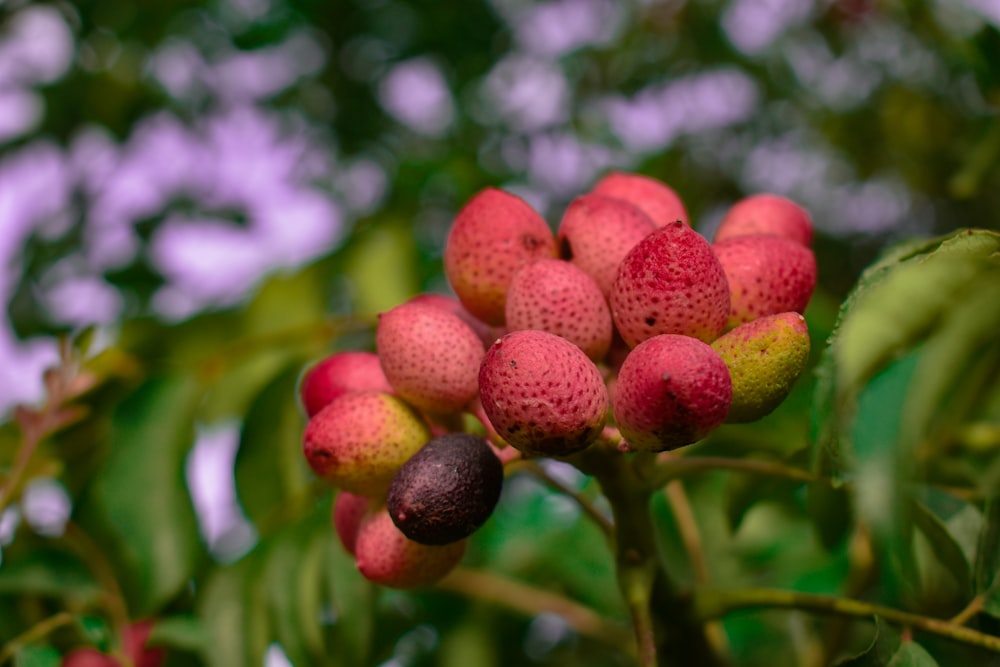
886;641;940;666
80;376;206;614
835;618;901;666
235;365;313;526
910;499;974;605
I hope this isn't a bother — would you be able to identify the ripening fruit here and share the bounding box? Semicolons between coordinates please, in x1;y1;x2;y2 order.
299;351;394;417
377;302;486;414
388;433;503;545
62;621;165;667
557;194;656;296
406;292;497;346
591;171;689;227
303;392;430;497
333;490;372;555
505;258;613;361
354;506;467;589
479;330;609;457
713;235;817;329
714;193;813;247
444;188;557;325
610;221;730;347
614;335;732;452
711;312;811;423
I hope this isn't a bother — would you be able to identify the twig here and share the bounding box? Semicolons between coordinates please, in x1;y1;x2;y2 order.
647;455;818;490
693;587;1000;653
435;568;634;651
507;459;615;540
0;612;75;664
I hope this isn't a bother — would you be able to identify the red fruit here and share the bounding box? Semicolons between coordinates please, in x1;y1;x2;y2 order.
610;221;730;347
505;258;613;361
63;650;118;667
377;302;486;414
299;351;393;417
613;335;732;452
406;292;497;346
591;171;689;227
557;194;656;296
444;188;557;326
333;490;372;555
713;236;817;329
478;330;609;457
354;506;467;589
714;194;813;247
303;391;430;497
62;621;164;667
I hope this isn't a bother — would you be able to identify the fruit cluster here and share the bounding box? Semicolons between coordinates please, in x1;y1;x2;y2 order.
298;173;816;589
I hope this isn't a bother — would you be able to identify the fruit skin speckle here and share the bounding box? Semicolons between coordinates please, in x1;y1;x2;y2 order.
505;258;613;361
479;330;609;457
354;506;467;589
557;193;656;297
711;312;810;423
613;334;732;452
591;171;689;227
713;235;817;329
302;391;430;497
714;193;813;247
298;351;393;417
610;221;731;347
444;187;557;326
387;433;503;545
377;301;485;414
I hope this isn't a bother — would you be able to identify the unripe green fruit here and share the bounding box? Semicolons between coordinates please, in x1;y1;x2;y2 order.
354;506;467;589
302;391;430;497
711;312;810;422
388;433;503;545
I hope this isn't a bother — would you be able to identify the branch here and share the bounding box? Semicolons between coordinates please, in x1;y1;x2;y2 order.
435;568;634;651
646;455;817;490
509;459;614;540
693;587;1000;654
0;612;75;665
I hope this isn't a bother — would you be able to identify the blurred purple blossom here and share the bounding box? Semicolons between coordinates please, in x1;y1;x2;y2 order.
480;55;570;132
379;58;456;137
722;0;814;55
514;0;625;57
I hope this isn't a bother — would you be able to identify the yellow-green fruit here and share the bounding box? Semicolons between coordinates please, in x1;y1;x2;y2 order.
303;391;431;497
711;312;810;423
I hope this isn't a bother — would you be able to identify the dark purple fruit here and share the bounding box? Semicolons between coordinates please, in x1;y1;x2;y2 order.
387;433;503;546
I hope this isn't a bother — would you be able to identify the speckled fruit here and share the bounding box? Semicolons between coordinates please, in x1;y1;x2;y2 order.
299;351;394;417
557;194;656;296
505;259;612;361
354;506;467;589
406;292;497;346
333;490;372;555
614;334;732;452
303;391;430;497
713;235;817;329
714;194;813;247
444;187;557;325
377;302;486;414
479;330;609;457
711;312;810;423
610;221;730;347
591;171;689;227
388;433;503;545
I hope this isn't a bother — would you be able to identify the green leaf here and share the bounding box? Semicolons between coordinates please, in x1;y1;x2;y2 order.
343;222;420;317
197;554;270;667
325;520;375;667
836;617;901;666
13;645;61;667
235;366;313;527
79;376;206;614
886;641;940;666
148;614;206;652
910;499;974;605
974;500;1000;595
0;549;101;605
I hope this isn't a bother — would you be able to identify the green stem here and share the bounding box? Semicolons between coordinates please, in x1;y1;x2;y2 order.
0;612;75;665
692;587;1000;653
510;459;615;540
646;455;817;490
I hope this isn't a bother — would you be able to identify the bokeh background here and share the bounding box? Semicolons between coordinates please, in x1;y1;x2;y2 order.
2;1;1000;665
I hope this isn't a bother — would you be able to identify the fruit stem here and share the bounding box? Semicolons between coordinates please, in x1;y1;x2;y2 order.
572;445;723;667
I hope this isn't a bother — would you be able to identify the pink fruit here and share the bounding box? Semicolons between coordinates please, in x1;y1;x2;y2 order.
444;188;557;325
377;302;486;414
354;506;467;589
478;330;609;457
610;221;730;347
713;235;817;329
505;258;613;361
303;391;430;497
711;312;811;423
333;490;372;555
591;171;689;227
299;351;393;417
714;193;813;247
62;621;165;667
406;292;497;346
557;194;656;296
613;335;732;452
